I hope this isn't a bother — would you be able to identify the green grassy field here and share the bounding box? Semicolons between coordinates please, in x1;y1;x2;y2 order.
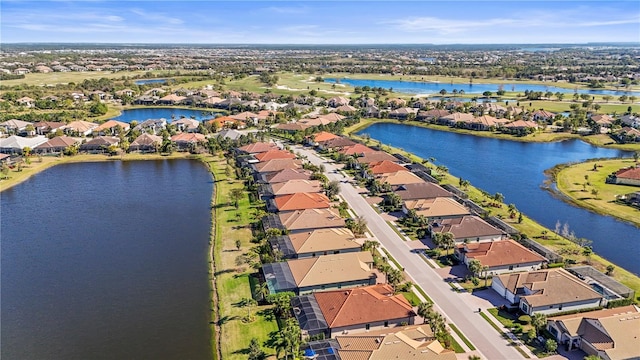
0;70;163;86
206;157;278;360
555;158;639;227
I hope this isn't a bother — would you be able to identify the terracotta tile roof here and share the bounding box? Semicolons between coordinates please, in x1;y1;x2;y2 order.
277;123;310;131
238;141;279;154
270;179;323;196
94;120;129;132
319;137;357;149
274;192;331;211
336;325;455;360
170;133;206;143
393;182;453;200
131;133;162;147
264;168;313;184
229;111;259;120
340;144;376;156
377;171;425;186
405;198;470;218
207;116;245;128
548;305;639;338
309;131;340;143
357;151;399;164
615;166;640;180
430;215;503;241
254;149;296;162
287;252;374;288
460;239;545;268
370;160;407;175
278;208;345;231
34;136;78;149
314;284;415;328
442;112;474;123
585;312;640;359
159;93;186;102
496;268;603;308
504;120;539;129
253;158;302;173
288;228;360;254
65;120;98;133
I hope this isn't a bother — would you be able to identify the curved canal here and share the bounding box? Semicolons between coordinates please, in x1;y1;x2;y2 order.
1;160;213;360
358;123;639;274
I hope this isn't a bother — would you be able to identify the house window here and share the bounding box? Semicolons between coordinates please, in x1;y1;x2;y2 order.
521;303;529;313
366;324;370;330
509;265;514;270
559;304;563;311
384;321;389;327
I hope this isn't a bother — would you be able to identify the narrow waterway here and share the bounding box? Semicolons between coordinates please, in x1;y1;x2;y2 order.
358;123;639;274
1;160;213;360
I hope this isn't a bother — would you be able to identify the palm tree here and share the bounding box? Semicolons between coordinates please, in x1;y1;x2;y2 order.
482;265;490;287
441;232;455;256
582;246;593;264
468;259;482;278
386;268;404;290
362;240;379;255
417;302;434;324
254;281;270;302
493;192;504;205
531;313;547;336
240;297;258;322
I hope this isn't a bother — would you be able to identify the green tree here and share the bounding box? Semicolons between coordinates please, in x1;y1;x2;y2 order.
493;192;504;205
468;259;483;278
531;313;547;336
545;339;558;354
248;337;267;360
324;180;341;199
582;246;593;264
362;240;379;255
239;297;258;322
441;232;455;256
229;188;244;208
235;239;242;251
606;264;615;276
89;101;108;116
417;302;434;324
385;268;404;290
348;215;368;236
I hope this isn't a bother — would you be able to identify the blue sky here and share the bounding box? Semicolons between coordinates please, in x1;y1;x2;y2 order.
1;1;639;44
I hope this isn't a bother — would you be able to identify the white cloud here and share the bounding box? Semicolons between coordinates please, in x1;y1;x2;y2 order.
130;9;183;25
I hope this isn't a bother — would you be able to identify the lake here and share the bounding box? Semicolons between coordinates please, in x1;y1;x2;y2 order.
111;108;217;123
358;123;639;274
134;79;168;85
1;160;213;360
327;78;640;96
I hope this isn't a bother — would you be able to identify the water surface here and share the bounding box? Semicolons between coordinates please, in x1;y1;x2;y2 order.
358;123;639;274
112;108;216;123
1;160;213;360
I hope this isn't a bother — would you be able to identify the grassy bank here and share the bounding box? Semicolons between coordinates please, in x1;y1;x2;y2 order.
0;152;194;193
344;127;640;298
553;158;639;227
345;118;640;152
203;156;277;360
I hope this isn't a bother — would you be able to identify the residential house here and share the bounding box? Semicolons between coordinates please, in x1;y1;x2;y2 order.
417;109;450;122
33;136;79;154
305;131;340;146
267;179;323;197
172;118;200;133
292;284;415;338
439;112;474;127
335;104;358;114
369;160;408;176
392;182;453;201
130;133;162;152
216;129;243;141
339;143;376;156
157;93;186;105
254;149;296;162
547;305;640;358
620;114;639;129
33;121;65;135
319;325;456;360
207;116;246;130
79;136;119;153
317;137;357;151
328;96;350;107
92;120;130;136
261;251;376;294
468;115;508;131
115;89;135;98
133;118;167;134
456;239;546;275
387;98;407;108
271;192;331;212
262;168;313;184
277;208;345;233
590;114;614;129
532;110;556;122
65;121;99;136
430;215;506;243
16;97;35;108
0;119;31;135
252;158;302;174
230;111;259;125
377;171;426;186
609;166;640;186
403;197;470;221
491;268;604;315
170;133;206;150
238;142;279;154
270;227;361;259
357;151;401;165
0;135;48;154
503;120;539;131
614;127;640;143
388;107;417;120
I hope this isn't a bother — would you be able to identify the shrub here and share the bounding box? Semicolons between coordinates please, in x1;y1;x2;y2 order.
518;315;532;324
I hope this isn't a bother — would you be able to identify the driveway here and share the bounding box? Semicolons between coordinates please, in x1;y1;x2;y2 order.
292;145;525;360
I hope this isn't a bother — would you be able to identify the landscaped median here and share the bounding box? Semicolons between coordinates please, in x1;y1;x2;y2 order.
202;155;277;360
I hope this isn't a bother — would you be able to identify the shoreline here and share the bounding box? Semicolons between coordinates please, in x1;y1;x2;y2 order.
544;158;640;228
344;127;640;294
345;118;640;152
0;152;196;193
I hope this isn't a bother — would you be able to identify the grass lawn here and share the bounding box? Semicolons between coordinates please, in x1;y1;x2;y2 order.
555;158;639;227
449;323;476;351
206;156;278;360
1;70;161;86
401;291;421;306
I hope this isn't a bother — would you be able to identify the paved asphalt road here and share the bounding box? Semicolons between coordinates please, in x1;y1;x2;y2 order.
293;145;524;360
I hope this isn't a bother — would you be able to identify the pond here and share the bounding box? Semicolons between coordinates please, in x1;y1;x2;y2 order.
111;108;218;123
134;79;168;85
1;160;213;360
327;78;640;96
358;123;639;274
